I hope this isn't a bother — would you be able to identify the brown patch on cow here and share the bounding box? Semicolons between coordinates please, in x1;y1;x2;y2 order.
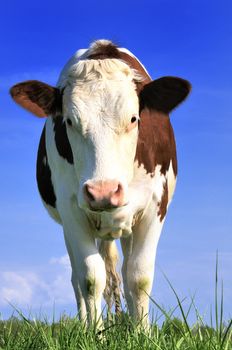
136;76;190;178
10;80;62;117
135;109;177;177
87;41;121;60
36;126;56;207
158;180;168;221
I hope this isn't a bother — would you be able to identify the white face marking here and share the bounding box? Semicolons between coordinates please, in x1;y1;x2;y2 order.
62;59;140;209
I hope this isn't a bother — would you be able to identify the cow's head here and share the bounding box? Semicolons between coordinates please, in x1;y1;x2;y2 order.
10;42;191;238
61;59;141;211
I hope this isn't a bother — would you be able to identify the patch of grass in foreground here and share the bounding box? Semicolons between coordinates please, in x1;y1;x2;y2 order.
0;311;232;350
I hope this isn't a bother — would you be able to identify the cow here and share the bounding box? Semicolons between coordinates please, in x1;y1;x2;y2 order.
10;40;191;328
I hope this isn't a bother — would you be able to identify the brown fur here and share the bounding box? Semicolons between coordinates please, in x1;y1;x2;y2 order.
158;180;169;221
10;80;61;117
135;110;177;222
136;109;177;176
88;41;121;60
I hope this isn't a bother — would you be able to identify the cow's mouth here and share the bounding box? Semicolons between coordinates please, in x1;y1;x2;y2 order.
85;204;128;216
84;205;132;239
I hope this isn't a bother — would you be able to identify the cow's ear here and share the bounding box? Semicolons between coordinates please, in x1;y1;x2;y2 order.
139;76;191;114
10;80;62;117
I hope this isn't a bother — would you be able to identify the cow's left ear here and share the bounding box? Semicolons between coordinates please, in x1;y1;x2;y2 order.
10;80;62;117
139;76;191;114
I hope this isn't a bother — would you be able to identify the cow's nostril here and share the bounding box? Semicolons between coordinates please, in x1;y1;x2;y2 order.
110;182;124;207
115;183;122;194
84;184;96;202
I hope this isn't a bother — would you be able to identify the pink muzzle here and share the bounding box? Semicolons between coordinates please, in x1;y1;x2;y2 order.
84;180;125;210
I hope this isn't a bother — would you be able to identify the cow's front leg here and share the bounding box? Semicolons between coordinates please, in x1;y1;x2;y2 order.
127;210;164;327
65;239;87;321
71;271;87;321
59;201;106;328
64;228;106;327
65;238;87;321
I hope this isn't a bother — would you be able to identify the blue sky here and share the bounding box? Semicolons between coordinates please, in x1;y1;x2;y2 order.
1;0;232;323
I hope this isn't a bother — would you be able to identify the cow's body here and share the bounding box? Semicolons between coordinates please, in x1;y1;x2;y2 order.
10;40;190;327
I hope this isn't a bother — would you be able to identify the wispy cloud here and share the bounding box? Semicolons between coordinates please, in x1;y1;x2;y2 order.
50;254;71;269
0;254;74;309
0;271;37;305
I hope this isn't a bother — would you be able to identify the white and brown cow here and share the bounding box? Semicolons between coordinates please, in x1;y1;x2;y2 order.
10;40;191;327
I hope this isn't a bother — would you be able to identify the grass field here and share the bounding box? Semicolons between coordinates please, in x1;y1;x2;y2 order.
0;310;232;350
1;293;232;349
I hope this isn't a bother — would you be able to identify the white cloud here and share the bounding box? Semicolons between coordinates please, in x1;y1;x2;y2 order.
49;254;71;269
1;272;35;305
0;255;75;309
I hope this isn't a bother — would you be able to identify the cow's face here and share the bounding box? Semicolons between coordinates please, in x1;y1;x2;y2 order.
63;79;139;205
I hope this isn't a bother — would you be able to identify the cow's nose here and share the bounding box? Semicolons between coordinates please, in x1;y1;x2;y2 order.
84;180;125;210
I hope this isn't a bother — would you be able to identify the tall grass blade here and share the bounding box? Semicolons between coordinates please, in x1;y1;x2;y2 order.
215;250;219;335
219;280;224;343
221;318;232;349
161;271;195;345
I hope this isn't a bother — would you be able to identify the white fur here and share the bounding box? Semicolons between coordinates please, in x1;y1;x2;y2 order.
42;43;176;327
167;160;177;203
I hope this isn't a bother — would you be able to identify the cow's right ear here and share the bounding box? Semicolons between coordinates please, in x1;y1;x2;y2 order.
10;80;62;117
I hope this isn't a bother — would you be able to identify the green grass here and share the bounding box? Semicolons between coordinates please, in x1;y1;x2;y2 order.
1;257;231;349
0;311;232;350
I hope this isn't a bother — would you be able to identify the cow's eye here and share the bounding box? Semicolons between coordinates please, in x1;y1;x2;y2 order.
66;118;72;126
131;116;137;123
126;115;139;132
